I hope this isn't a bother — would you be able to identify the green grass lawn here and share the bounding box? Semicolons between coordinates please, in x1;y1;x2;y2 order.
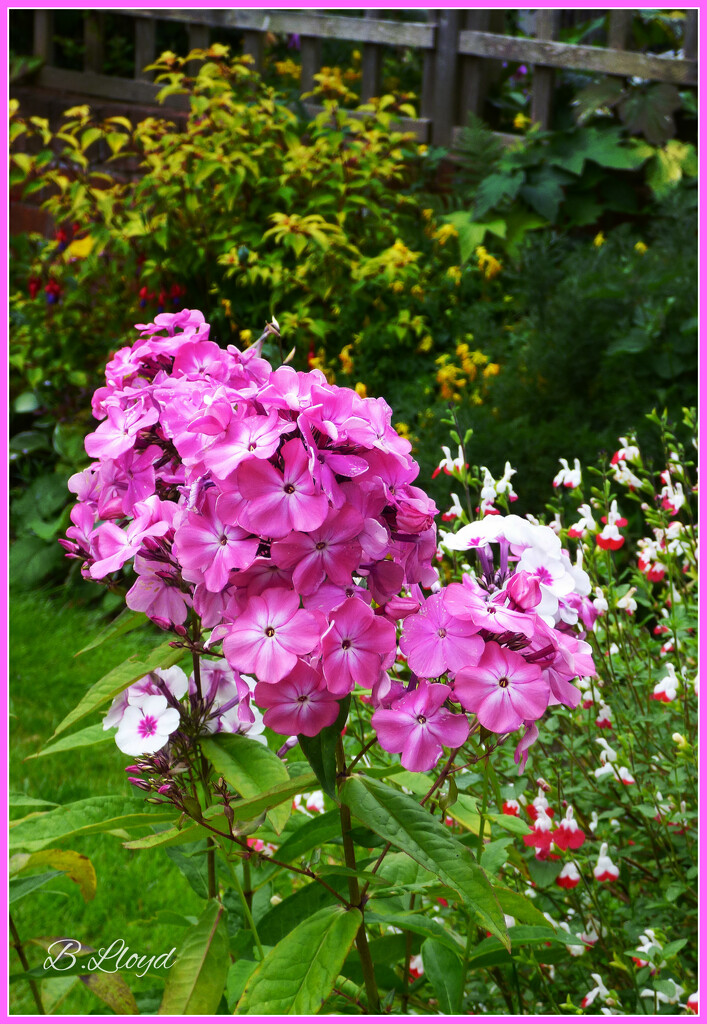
10;589;203;1015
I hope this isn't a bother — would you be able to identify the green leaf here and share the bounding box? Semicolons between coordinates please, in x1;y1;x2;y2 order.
226;958;259;1012
474;170;524;218
487;811;530;837
9;796;178;852
9;870;63;904
258;880;338;947
9;794;58;809
297;695;350;800
606;329;651;356
342;776;509;949
48;641;184;740
14;391;39;413
30;723;114;760
159;899;229;1014
237;905;362;1015
273;809;341;863
201;733;291;834
494;887;549;928
80;973;139;1015
74;608;146;656
421;938;464;1014
365;910;464;954
480;836;514;874
618;84;681;145
11;849;96;901
165;840;211;900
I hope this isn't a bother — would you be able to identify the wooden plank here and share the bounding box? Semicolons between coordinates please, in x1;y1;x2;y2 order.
124;9;434;48
531;10;557;130
83;12;105;74
361;10;381;102
459;10;504;121
607;10;632;51
35;66;188;110
458;29;697;85
300;36;322;95
33;10;54;64
134;16;156;81
431;9;461;146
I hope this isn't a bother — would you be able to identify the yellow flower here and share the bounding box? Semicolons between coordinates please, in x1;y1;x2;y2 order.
240;328;252;345
446;265;462;286
339;344;354;375
483;362;500;378
354;381;368;397
634;240;648;254
390;280;404;294
593;231;606;248
410;285;424;300
513;113;532;130
471;389;483;406
475;245;502;280
471;349;488;366
417;334;433;353
418;145;428;157
394;421;410;438
422;208;434;222
274;58;301;80
433;223;458;246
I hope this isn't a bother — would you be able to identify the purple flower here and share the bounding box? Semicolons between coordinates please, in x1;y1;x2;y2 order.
454;642;550;734
372;681;470;771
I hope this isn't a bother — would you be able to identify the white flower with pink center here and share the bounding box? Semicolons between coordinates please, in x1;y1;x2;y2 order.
115;694;181;755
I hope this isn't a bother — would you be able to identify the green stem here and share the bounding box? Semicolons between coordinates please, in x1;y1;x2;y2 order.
242;858;253;913
401;894;415;1014
10;914;45;1014
476;743;490;863
336;737;380;1013
216;840;265;961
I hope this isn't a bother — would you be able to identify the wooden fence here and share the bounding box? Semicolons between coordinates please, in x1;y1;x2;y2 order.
25;8;698;145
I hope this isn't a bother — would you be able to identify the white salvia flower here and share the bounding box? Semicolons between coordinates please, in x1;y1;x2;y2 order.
593;843;619;881
553;457;582;489
616;588;637;614
596;738;617;764
583;973;610;1008
443;492;464;520
115;694;181;755
641;980;683;1005
593;587;609;614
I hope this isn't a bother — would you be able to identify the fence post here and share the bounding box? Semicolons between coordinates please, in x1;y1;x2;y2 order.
134;17;156;81
188;22;210;52
84;12;105;74
459;9;505;125
608;10;632;51
431;8;461;146
300;36;322;94
242;29;264;71
33;10;54;65
684;9;697;61
531;9;558;129
361;10;381;101
420;10;436;120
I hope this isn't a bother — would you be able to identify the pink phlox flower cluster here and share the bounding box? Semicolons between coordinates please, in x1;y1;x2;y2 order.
64;309;440;751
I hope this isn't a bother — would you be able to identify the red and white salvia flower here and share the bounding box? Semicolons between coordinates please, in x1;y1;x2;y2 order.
441;492;464;522
432;444;465;479
502;798;520;816
567;502;597;538
408;954;424;980
593;842;619;882
595;701;613;729
659;471;685;515
616;588;637;615
556;861;581;889
652;663;680;703
631;928;661;968
553;806;585;850
523;809;554;855
616;766;636;785
553;458;581;489
686;992;698;1014
582;973;610;1009
596;500;628;551
292;790;325;816
641;979;684;1006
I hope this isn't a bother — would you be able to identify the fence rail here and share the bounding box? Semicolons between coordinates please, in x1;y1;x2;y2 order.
21;8;698;145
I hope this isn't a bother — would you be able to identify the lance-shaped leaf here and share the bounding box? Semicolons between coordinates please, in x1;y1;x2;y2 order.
9;796;177;852
342;775;509;949
237;904;362;1015
159;899;229;1015
297;695;350;799
48;641;184;741
9;870;63;905
28;723;114;760
80;973;139;1015
10;849;97;901
74;607;146;656
421;938;464;1014
201;734;290;834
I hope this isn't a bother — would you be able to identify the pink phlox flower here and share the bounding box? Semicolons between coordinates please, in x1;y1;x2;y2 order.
229;557;293;596
370;670;407;708
393;484;438;534
68;466;100;506
115;694;182;755
321;597;397;695
254;659;340;737
372;680;470;772
593;842;619;882
175;489;259;592
205;409;296;480
126;555;191;625
258;365;319;413
302;581;372;617
454;641;550;734
89;513;169;579
344;395;412;463
223;588;323;683
229;438;330;539
85;397;159;460
270;504;364;595
400;592;484;678
193;582;238;629
105;665;186;732
340;479;390;559
513;721;539;774
172;339;228;380
366;559;405;605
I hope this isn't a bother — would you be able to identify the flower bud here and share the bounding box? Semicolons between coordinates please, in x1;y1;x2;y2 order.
506;570;541;610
